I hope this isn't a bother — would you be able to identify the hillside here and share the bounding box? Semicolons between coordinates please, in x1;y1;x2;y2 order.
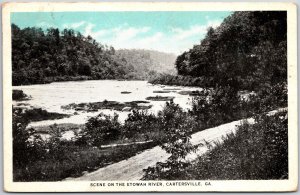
11;24;177;85
151;11;287;90
115;49;177;79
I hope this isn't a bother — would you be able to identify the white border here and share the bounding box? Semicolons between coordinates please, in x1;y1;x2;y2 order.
2;2;298;192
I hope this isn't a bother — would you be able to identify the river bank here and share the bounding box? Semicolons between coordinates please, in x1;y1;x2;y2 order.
12;78;287;182
65;108;287;181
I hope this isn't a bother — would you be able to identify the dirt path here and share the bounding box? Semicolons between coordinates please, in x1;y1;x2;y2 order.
65;108;286;181
101;140;153;149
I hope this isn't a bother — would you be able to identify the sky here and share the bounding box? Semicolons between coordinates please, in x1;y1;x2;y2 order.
11;11;231;54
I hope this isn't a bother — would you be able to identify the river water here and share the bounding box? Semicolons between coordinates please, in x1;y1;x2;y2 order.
13;80;202;127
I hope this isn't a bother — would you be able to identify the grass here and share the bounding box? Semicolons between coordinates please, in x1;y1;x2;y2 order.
179;111;288;180
14;112;162;181
13;140;157;181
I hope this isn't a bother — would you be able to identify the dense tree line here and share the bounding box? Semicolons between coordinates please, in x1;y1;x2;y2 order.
11;24;176;85
171;11;287;90
115;49;176;79
12;24;127;85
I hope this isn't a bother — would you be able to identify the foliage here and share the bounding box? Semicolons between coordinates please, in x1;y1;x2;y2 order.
12;24;176;85
12;24;129;85
123;110;161;140
190;80;287;129
190;86;248;127
248;82;288;113
143;81;288;180
13;109;157;181
14;139;157;181
18;108;69;122
151;12;287;90
180;111;288;180
115;49;177;79
12;90;30;100
149;73;215;87
142;101;198;180
82;113;121;146
13;81;288;181
12;108;45;168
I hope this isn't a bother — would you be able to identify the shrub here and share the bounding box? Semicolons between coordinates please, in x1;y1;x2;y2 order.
249;82;287;114
190;81;287;129
12;90;30;101
83;113;121;146
190;86;247;128
21;108;69;122
12;108;45;169
123;110;160;140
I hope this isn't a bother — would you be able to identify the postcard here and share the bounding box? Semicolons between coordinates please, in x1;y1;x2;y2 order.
2;2;298;192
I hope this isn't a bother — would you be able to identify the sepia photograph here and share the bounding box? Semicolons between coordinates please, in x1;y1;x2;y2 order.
2;2;297;192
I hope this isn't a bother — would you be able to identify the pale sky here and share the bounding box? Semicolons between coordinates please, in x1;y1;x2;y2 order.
11;12;231;54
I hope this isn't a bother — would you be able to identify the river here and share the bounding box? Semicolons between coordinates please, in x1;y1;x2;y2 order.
13;80;202;127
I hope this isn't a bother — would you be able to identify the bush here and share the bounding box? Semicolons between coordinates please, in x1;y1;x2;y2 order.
13;108;45;169
83;113;121;146
190;86;248;128
20;108;69;122
190;81;287;129
123;110;160;141
248;82;287;114
12;90;30;101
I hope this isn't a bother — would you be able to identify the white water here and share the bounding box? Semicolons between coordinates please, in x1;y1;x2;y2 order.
13;80;202;127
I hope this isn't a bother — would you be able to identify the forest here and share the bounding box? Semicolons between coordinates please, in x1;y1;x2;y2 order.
151;11;287;90
11;24;175;85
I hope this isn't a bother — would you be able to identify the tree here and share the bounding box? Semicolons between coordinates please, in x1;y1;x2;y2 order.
12;24;172;85
143;101;198;180
173;11;287;90
13;108;44;168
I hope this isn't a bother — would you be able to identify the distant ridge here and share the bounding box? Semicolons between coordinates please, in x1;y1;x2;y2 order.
11;24;177;85
115;49;177;79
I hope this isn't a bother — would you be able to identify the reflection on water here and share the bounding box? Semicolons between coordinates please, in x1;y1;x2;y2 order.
13;80;202;127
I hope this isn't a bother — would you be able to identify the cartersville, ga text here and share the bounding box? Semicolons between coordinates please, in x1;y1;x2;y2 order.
90;181;211;187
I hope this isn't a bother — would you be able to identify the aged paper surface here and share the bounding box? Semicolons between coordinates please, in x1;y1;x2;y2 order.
2;2;298;192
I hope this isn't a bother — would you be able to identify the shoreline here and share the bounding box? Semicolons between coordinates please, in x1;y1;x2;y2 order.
12;78;148;87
